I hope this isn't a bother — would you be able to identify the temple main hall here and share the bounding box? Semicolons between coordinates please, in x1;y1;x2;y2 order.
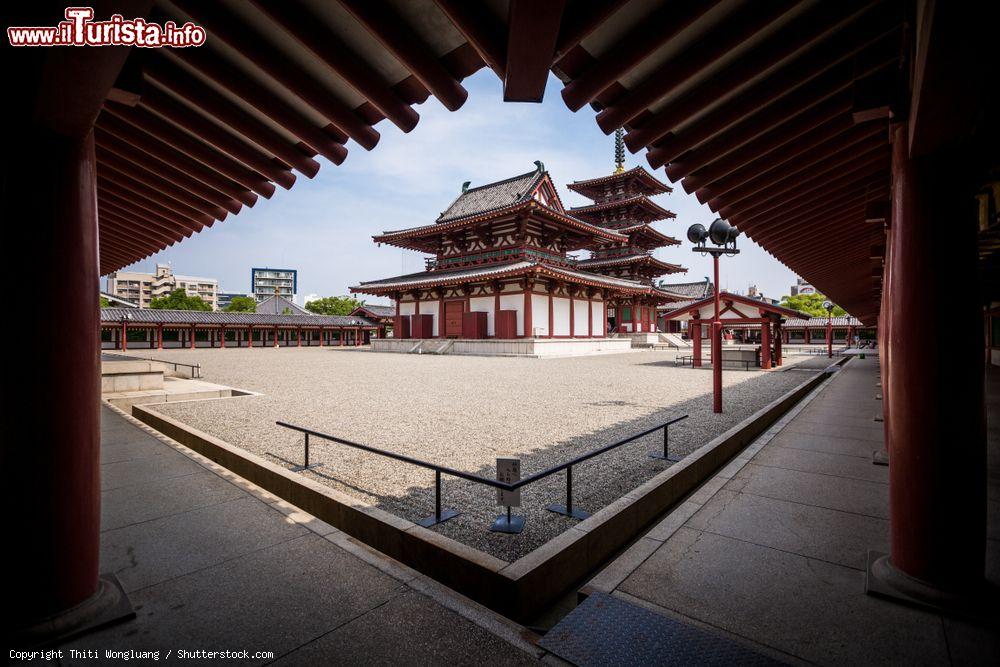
351;157;687;348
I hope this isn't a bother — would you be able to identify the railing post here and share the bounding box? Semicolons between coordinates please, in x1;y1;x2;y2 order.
649;421;680;462
275;431;322;473
417;468;459;527
546;464;589;520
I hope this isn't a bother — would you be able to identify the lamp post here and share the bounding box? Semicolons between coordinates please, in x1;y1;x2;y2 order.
823;300;834;358
688;218;740;414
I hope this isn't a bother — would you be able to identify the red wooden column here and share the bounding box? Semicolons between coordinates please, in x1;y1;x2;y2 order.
869;122;987;605
157;324;164;350
493;282;501;338
10;127;106;632
355;327;362;346
121;320;128;352
804;327;811;344
691;319;702;367
548;284;554;338
774;323;783;366
296;327;301;347
588;291;594;338
248;326;253;348
760;319;771;369
631;298;638;333
189;325;196;349
523;279;533;337
220;326;226;349
569;288;575;338
273;327;279;347
319;327;324;346
438;290;445;339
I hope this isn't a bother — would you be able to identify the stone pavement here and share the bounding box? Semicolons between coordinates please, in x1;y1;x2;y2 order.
55;405;542;665
579;356;1000;665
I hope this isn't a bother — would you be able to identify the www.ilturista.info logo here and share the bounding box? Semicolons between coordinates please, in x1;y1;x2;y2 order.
7;7;206;47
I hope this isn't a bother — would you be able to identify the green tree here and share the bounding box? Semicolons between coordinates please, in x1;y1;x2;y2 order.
780;292;847;317
223;295;257;312
150;288;212;311
305;295;363;316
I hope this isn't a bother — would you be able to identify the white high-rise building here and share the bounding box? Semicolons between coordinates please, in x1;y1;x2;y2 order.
106;263;219;309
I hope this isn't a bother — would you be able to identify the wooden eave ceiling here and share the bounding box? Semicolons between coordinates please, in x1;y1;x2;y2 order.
97;0;905;323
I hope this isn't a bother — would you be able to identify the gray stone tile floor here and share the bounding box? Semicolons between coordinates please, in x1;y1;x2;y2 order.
55;406;542;664
591;356;1000;665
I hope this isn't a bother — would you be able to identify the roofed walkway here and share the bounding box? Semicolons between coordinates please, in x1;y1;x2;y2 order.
558;356;999;665
56;405;540;664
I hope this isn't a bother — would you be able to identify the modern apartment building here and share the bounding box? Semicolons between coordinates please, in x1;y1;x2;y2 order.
106;263;219;309
251;267;297;301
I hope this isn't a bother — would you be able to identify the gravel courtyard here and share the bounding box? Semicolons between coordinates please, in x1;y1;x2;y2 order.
145;347;824;561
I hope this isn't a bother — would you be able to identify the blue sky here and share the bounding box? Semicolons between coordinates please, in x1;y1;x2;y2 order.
112;70;798;305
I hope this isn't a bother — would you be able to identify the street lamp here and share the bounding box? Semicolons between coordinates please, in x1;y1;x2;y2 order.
823;300;834;358
688;218;740;414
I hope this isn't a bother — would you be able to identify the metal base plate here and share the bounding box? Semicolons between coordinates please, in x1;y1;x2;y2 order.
539;592;781;666
490;514;525;534
648;453;680;462
872;450;889;466
546;503;591;520
416;508;460;528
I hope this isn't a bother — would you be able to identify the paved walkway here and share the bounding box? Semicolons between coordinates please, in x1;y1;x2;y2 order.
57;405;541;665
578;356;999;665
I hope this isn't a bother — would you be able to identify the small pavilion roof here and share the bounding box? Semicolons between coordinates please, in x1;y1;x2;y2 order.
567;166;672;197
569;194;676;221
351;259;663;296
100;308;375;328
659;292;809;321
255;294;311;315
657;278;715;299
350;304;395;319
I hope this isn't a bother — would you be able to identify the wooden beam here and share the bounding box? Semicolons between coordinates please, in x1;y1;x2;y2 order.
503;0;565;102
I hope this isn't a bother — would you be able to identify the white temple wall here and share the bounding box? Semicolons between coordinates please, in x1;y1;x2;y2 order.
552;297;571;336
573;298;589;335
530;294;548;337
499;294;524;336
468;296;494;336
592;301;605;335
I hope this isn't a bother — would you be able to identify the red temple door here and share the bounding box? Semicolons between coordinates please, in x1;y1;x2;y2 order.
445;300;464;337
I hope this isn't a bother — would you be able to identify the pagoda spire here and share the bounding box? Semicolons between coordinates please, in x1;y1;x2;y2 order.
614;128;625;174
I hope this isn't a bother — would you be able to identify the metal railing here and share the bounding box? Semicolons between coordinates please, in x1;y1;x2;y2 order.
129;355;202;378
674;355;754;371
274;414;688;531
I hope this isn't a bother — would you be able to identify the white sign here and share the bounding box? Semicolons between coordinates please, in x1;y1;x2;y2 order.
496;457;521;507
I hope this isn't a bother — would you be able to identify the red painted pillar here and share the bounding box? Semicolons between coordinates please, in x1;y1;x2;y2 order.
873;122;986;599
569;290;575;338
548;287;554;338
588;296;594;337
691;319;702;367
296;327;301;347
121;320;128;352
493;285;501;338
355;327;361;346
438;292;445;339
273;327;279;347
248;326;253;348
761;321;771;369
631;298;638;333
157;324;164;350
220;326;226;349
10;128;103;625
189;325;196;350
523;280;533;337
319;326;324;346
774;324;783;366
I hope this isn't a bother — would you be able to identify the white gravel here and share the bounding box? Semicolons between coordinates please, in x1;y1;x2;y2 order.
147;347;821;561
